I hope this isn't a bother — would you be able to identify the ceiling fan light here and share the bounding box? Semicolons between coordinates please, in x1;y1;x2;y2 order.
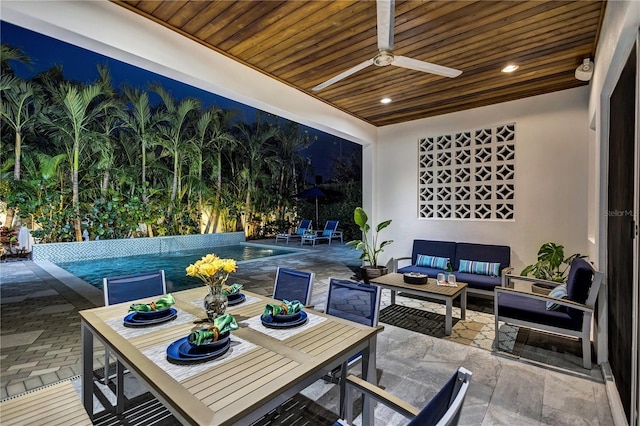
501;64;519;73
380;98;392;104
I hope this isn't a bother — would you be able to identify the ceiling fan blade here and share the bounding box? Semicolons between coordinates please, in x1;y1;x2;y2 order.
311;59;374;91
377;0;395;51
393;55;462;78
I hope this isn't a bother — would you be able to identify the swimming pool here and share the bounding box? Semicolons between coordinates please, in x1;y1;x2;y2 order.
55;244;297;291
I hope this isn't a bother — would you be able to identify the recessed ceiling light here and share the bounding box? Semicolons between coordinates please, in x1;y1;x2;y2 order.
501;64;519;73
380;98;392;104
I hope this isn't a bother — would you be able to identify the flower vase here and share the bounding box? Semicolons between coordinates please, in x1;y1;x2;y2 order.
204;285;228;322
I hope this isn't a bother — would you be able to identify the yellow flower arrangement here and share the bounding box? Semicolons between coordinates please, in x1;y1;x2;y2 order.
186;254;237;292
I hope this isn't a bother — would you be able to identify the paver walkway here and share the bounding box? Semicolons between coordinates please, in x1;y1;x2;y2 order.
0;239;361;399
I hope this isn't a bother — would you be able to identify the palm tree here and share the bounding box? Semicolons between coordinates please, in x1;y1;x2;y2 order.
193;107;236;233
151;84;200;208
0;74;41;227
40;79;115;241
269;121;315;219
121;86;163;203
234;114;279;234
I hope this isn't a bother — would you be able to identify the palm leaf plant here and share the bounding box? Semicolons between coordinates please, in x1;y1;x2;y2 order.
347;207;393;269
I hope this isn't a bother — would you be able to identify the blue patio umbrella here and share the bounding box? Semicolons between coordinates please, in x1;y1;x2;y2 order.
293;186;326;227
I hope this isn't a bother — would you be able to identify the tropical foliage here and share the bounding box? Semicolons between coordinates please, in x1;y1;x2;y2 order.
0;44;362;243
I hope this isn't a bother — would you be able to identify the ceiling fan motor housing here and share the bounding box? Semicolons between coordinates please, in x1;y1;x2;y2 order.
374;50;395;66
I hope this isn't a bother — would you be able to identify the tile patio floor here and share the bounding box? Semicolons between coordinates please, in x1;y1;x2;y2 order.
0;239;614;425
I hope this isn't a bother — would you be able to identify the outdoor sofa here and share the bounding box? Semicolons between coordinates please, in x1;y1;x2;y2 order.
394;239;512;296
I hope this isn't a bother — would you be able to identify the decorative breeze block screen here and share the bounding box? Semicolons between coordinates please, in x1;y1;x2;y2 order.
418;123;515;220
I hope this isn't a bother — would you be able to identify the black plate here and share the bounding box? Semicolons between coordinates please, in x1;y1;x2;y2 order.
272;312;301;322
167;337;230;364
123;308;177;327
227;293;246;306
261;311;308;329
131;307;172;320
179;335;230;358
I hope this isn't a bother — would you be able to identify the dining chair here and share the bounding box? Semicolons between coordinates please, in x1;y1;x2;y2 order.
323;278;382;389
272;267;315;306
102;270;167;386
337;367;473;425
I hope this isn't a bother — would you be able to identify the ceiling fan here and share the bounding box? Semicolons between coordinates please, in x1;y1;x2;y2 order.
311;0;462;92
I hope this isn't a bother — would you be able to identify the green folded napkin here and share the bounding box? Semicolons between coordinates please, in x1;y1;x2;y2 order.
263;299;303;317
188;314;239;345
128;294;175;312
222;283;243;295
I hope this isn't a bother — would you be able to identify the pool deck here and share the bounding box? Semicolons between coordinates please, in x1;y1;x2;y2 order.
0;238;614;425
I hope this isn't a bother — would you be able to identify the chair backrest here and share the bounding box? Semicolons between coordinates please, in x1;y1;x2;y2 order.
273;267;314;305
322;220;339;237
409;367;472;426
296;219;313;234
564;257;603;322
103;270;167;306
325;278;381;326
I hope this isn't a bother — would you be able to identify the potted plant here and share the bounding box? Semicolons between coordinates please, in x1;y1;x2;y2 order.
346;207;393;283
521;242;584;293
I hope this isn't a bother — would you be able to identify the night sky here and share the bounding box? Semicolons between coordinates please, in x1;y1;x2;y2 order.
0;21;361;184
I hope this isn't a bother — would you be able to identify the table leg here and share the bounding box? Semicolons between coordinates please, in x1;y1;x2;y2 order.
445;298;453;335
116;360;124;414
361;335;377;425
390;289;396;305
460;288;467;320
81;322;94;419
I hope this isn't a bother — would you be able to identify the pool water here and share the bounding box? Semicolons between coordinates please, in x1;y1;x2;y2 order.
56;244;296;291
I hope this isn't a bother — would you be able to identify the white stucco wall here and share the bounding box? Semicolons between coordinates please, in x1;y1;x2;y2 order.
376;87;591;273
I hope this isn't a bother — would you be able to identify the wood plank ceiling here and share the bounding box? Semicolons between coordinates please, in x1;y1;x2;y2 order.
113;0;606;127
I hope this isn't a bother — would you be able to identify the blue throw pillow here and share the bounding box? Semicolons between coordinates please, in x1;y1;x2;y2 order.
296;228;305;235
416;254;449;270
322;229;332;237
458;259;500;277
546;284;568;310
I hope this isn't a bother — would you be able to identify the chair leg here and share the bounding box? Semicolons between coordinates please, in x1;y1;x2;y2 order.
582;335;592;369
493;316;500;351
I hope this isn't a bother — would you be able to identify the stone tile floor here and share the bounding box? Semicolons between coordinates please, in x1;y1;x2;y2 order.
0;239;614;425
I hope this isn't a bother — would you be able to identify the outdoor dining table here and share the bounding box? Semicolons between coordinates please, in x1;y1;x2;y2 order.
80;287;382;425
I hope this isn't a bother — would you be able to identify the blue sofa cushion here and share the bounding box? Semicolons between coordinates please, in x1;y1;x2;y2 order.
498;292;582;331
416;254;449;270
398;264;443;278
411;240;457;267
451;271;501;291
454;242;510;274
458;259;500;277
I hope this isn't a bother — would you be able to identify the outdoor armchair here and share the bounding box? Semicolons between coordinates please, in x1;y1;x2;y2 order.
495;258;604;368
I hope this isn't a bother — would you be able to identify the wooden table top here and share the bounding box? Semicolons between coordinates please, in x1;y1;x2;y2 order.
370;272;467;297
80;287;382;425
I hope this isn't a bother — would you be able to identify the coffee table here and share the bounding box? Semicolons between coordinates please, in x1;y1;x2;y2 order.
369;272;467;335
